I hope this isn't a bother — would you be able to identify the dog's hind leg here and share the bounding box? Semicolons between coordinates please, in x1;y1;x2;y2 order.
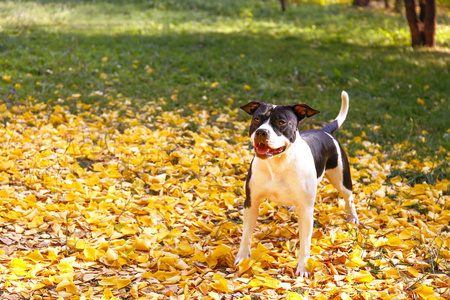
341;191;359;224
325;168;359;224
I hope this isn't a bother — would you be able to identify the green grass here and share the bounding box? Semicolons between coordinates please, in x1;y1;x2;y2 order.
1;0;449;173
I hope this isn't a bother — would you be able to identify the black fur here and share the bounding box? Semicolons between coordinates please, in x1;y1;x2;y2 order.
300;130;338;178
269;106;302;143
339;143;353;190
244;158;254;208
301;130;352;191
249;105;303;143
248;104;273;137
323;120;339;134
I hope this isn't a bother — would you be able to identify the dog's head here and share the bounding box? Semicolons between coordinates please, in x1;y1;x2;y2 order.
240;101;319;159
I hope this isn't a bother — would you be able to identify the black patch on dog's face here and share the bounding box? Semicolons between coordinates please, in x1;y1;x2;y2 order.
247;103;273;137
242;101;319;144
268;106;302;143
248;105;304;143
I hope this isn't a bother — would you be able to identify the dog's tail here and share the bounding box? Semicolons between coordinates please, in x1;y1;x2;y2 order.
323;91;349;134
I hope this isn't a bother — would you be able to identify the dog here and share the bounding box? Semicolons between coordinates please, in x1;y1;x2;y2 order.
235;91;359;277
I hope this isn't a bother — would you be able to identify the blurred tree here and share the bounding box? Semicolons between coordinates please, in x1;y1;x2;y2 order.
404;0;436;47
280;0;286;11
353;0;371;6
352;0;390;8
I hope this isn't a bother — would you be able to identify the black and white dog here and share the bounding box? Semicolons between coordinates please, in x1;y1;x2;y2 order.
235;91;359;277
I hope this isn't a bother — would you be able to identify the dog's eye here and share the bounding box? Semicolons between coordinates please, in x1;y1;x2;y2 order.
278;120;286;126
253;117;260;123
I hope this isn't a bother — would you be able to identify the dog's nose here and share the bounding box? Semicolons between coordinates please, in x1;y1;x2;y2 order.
255;129;269;138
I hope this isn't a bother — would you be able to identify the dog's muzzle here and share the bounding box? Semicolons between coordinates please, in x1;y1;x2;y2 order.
253;129;286;159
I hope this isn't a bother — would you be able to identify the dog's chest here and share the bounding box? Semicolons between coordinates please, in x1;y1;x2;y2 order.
249;144;318;206
251;170;300;205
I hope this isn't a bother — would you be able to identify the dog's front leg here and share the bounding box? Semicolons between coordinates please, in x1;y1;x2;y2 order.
295;204;314;277
234;200;260;266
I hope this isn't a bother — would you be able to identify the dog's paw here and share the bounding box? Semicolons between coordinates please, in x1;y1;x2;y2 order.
234;249;251;267
347;215;359;225
295;265;311;278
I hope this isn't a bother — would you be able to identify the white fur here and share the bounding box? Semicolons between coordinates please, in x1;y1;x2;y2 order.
336;91;349;128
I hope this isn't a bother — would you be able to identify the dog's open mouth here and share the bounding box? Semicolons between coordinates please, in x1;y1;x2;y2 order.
255;143;286;158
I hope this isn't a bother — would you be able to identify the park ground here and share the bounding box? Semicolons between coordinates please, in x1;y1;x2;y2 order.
0;0;449;299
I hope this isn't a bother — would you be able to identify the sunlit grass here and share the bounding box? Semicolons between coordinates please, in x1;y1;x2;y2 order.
1;0;449;171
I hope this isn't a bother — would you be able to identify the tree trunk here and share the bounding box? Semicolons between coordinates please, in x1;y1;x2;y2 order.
280;0;286;12
404;0;424;46
353;0;371;6
423;0;436;47
404;0;436;47
419;0;427;21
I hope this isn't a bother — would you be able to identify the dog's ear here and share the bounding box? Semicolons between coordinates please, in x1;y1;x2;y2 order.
290;103;320;118
240;101;264;115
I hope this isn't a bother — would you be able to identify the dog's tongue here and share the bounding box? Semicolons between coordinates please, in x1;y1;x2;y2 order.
256;143;270;155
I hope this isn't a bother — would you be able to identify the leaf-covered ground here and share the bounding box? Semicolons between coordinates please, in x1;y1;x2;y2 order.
1;0;449;298
0;97;448;299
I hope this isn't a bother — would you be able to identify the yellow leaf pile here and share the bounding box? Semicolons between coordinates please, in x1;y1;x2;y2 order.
0;98;448;299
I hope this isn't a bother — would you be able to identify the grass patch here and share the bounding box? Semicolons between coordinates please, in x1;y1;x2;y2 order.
388;161;450;186
1;0;449;165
